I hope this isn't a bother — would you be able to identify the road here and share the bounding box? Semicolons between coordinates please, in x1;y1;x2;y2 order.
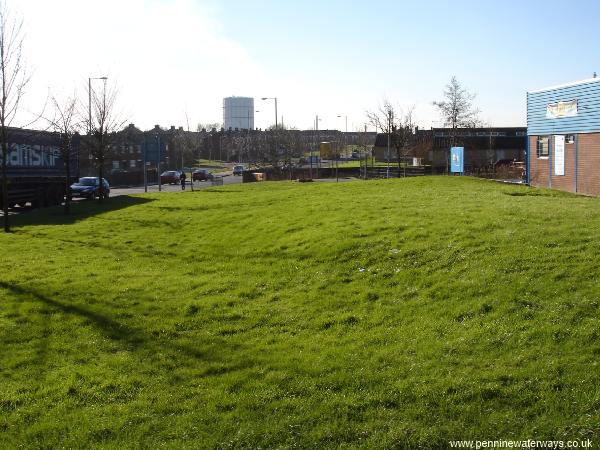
0;174;242;216
1;174;359;217
110;173;242;196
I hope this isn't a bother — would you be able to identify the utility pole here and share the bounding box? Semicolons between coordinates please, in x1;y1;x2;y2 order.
219;134;223;162
309;119;313;179
386;109;392;179
316;115;320;178
143;135;147;192
364;124;368;180
247;109;251;164
157;134;162;192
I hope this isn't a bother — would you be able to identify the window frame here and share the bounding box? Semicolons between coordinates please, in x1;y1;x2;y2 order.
537;136;550;159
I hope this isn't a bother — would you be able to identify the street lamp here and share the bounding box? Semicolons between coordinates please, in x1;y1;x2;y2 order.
336;115;348;183
336;115;348;133
88;76;107;195
156;134;162;192
88;76;108;134
261;97;278;129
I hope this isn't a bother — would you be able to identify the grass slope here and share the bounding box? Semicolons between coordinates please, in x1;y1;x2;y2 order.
1;177;599;448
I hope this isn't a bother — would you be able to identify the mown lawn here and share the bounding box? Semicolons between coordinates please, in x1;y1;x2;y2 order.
1;177;599;448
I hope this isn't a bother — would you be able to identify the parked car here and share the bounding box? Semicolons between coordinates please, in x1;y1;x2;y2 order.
192;168;214;181
233;165;246;176
70;177;110;199
160;170;181;184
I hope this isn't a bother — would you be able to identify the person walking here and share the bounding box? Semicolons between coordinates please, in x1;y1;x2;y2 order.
180;171;187;190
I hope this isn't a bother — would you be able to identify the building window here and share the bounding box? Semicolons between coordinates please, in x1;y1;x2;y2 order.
130;160;136;168
537;136;549;158
566;134;575;144
516;131;526;136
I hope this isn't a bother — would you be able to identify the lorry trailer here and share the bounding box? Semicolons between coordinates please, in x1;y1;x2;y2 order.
0;127;78;209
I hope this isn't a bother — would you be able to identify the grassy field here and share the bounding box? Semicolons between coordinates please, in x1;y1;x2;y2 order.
195;159;231;173
1;177;599;448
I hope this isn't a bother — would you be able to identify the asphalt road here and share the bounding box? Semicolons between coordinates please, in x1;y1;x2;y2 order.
110;173;242;196
1;174;359;217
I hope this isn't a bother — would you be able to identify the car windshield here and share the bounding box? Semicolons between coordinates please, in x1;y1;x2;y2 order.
162;171;176;176
78;178;98;186
234;166;244;170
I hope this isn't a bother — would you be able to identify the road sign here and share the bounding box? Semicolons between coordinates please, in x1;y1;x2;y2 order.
450;147;464;173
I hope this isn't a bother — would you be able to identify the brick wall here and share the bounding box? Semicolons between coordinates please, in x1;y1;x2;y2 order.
529;136;550;188
576;134;600;196
551;139;576;193
530;133;600;196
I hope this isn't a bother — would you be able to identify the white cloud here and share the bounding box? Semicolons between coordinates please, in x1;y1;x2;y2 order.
15;0;264;130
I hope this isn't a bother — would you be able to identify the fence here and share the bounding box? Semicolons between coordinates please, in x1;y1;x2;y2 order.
211;176;224;186
359;154;428;179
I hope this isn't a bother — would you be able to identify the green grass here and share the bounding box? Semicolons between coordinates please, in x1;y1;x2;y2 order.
1;177;599;448
195;159;230;172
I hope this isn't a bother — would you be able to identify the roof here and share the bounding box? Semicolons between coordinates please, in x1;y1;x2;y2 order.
528;77;600;94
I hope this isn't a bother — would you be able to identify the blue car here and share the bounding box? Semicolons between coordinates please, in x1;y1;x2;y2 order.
70;177;110;200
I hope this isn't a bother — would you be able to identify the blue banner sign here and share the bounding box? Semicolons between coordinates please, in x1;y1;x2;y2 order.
450;147;464;173
142;138;166;162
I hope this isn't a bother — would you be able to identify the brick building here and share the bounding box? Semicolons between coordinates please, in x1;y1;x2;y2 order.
527;77;600;195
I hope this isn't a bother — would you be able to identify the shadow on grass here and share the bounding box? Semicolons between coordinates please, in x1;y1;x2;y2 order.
201;188;244;194
0;281;211;363
11;196;154;228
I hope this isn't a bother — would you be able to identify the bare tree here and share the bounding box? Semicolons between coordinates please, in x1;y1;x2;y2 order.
85;79;125;202
0;1;28;232
197;122;220;132
366;100;394;177
45;94;79;214
433;76;482;173
366;101;417;176
433;76;481;129
391;107;416;175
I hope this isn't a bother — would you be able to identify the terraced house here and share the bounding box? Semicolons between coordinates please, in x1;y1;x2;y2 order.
527;76;600;196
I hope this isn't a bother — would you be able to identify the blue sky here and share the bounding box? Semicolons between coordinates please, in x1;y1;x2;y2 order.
16;0;600;131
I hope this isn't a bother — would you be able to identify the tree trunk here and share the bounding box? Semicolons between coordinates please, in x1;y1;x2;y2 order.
2;137;10;233
64;153;71;214
98;158;104;202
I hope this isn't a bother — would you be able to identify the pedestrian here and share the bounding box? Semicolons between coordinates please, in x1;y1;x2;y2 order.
180;171;187;190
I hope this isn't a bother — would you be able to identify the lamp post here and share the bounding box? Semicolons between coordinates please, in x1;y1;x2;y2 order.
88;76;107;192
250;110;259;164
156;134;162;192
315;115;322;178
261;97;278;129
143;134;147;192
336;115;348;182
88;76;107;133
